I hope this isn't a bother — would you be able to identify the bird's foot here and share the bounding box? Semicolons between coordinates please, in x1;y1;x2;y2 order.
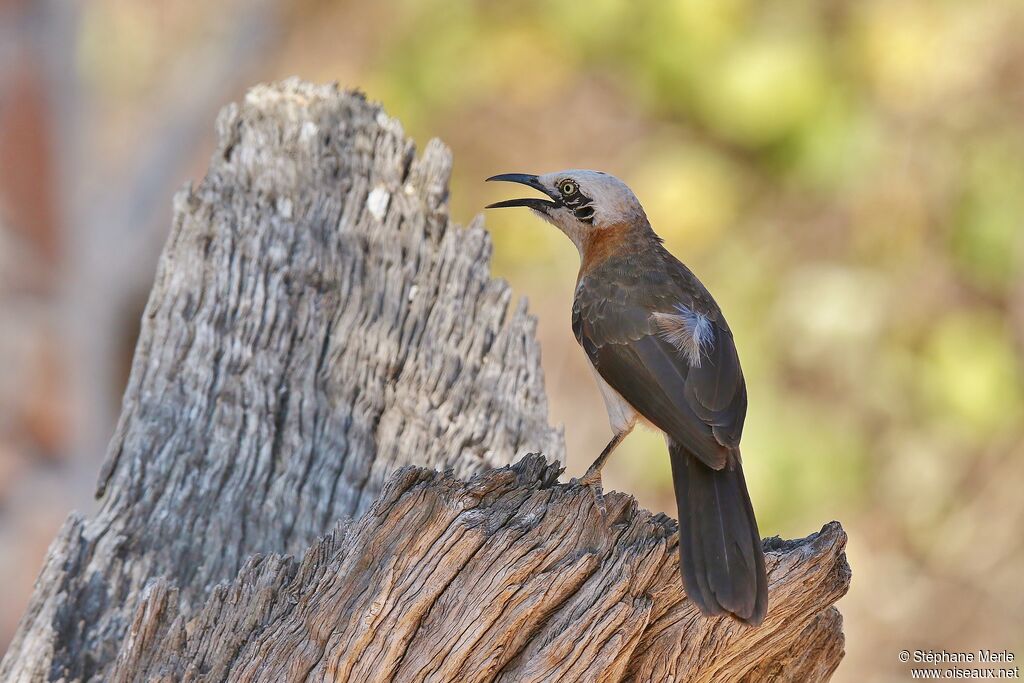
570;469;607;519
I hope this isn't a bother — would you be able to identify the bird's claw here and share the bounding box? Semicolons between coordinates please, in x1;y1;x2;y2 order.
570;471;608;519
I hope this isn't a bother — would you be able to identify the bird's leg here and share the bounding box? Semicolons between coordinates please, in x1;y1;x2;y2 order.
573;431;628;517
578;430;627;487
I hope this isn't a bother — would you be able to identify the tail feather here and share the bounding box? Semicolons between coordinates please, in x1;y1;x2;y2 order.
668;439;768;626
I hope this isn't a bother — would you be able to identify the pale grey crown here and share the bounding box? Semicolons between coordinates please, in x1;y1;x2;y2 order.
536;170;648;230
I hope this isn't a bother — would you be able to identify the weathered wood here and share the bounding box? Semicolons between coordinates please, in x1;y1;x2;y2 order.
106;457;848;682
1;79;849;682
1;79;562;682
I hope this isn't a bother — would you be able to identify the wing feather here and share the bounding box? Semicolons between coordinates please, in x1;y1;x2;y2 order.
573;280;746;468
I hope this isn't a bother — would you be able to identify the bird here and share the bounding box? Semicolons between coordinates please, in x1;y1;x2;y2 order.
485;170;768;626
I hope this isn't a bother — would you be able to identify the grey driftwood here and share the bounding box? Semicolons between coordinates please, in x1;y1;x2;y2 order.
0;79;849;682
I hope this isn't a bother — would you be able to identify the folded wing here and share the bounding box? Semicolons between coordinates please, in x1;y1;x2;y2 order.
573;292;746;470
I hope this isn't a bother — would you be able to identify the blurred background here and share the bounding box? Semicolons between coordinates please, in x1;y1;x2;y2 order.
2;0;1023;679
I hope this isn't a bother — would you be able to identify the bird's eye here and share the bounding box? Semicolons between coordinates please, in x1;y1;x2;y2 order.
559;180;578;196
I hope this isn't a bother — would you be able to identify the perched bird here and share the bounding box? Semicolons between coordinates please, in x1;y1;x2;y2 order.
486;170;768;626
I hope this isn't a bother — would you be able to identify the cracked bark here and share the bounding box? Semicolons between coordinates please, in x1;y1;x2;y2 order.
0;79;849;682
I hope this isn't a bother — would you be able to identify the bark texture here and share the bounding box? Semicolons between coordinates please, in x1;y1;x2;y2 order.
1;79;849;682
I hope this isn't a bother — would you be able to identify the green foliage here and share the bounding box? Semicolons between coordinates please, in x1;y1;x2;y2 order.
920;313;1023;434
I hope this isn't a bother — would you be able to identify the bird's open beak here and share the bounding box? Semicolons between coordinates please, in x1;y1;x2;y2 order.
485;173;561;211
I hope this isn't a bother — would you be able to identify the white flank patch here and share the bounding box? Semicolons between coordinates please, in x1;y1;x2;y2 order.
651;305;714;367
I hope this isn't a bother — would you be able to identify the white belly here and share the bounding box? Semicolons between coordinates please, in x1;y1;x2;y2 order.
588;364;638;435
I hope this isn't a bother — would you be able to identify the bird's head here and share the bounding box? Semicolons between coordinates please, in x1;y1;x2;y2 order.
486;170;648;253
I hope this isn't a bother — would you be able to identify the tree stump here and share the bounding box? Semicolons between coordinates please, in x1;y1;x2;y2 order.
0;79;850;683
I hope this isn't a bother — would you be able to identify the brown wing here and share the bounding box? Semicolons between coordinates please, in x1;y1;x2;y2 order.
573;275;746;470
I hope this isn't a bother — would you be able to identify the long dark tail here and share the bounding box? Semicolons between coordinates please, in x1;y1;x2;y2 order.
668;439;768;626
